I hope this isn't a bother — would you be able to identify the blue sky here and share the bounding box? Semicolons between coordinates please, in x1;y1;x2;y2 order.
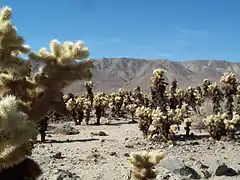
4;0;240;61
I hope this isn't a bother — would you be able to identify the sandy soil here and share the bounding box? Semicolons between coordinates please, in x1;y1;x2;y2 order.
32;117;240;180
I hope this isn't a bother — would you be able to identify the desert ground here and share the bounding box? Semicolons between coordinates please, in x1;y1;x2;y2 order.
32;114;240;180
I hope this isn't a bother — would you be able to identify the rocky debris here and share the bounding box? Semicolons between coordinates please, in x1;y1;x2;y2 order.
155;167;183;180
155;155;240;179
90;131;108;136
53;123;79;135
47;169;82;180
159;156;201;179
201;155;239;177
193;161;211;179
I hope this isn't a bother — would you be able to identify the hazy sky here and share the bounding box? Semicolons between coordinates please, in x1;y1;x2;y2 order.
4;0;240;61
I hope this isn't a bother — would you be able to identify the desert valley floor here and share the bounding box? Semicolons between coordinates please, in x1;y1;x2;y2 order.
32;117;240;180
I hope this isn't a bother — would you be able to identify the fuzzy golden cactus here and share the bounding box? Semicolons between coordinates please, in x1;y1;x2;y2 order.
0;5;93;122
126;104;138;123
0;95;37;169
135;106;152;136
150;69;168;111
151;103;192;139
183;118;193;137
224;111;240;138
202;79;212;98
203;111;240;140
129;150;164;180
114;94;124;117
235;85;240;115
203;113;227;140
93;94;108;125
0;5;94;178
220;72;238;119
207;82;223;115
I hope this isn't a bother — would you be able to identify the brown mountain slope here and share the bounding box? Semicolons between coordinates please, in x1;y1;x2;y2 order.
33;58;240;93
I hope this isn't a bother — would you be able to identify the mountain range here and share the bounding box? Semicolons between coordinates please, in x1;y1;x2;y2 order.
31;58;240;93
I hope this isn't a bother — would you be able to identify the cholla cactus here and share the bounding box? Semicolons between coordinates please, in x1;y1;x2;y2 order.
132;86;145;106
203;111;240;140
203;113;227;140
169;79;178;109
135;106;152;137
183;118;193;137
0;94;41;178
150;68;168;111
202;79;212;98
143;93;151;107
151;107;168;139
224;111;240;138
126;104;138;123
220;72;238;119
115;94;124;117
65;98;79;125
74;97;87;125
235;86;240;115
184;87;198;113
84;80;94;107
0;5;93;178
151;103;192;139
174;88;185;108
129;150;164;180
28;38;92;121
93;94;108;125
83;99;92;125
169;124;179;140
196;86;203;98
109;101;116;118
207;82;223;115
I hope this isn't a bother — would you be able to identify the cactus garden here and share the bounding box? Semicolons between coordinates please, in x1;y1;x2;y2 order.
1;5;240;180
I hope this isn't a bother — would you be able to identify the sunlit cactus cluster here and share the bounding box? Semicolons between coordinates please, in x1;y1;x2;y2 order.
203;112;240;140
51;69;240;143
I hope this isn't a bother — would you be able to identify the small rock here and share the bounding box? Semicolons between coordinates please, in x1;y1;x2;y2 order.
201;169;212;179
194;161;209;169
110;152;117;156
124;153;130;157
159;156;201;179
189;142;200;145
155;166;182;180
52;152;63;159
125;145;134;148
215;163;238;176
91;131;108;136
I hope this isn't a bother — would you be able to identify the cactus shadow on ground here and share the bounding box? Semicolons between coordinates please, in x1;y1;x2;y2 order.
40;138;99;144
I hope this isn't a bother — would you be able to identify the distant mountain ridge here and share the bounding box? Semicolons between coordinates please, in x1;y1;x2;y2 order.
30;58;240;93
